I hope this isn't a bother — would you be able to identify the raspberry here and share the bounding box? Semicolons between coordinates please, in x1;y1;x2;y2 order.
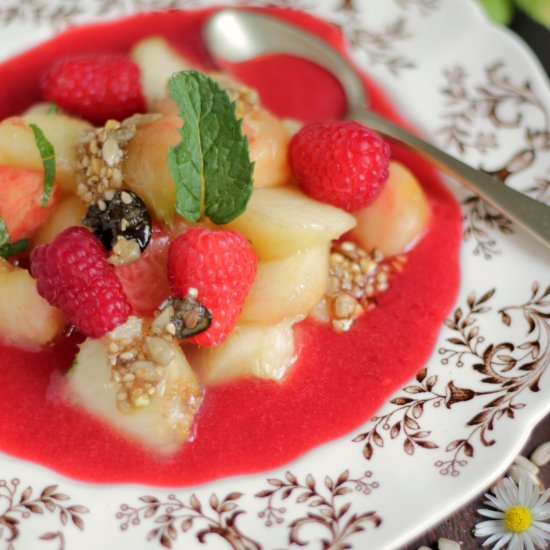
31;227;131;338
167;228;257;347
42;55;146;125
289;121;391;212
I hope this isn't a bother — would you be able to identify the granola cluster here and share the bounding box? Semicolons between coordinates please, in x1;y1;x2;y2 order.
320;241;406;332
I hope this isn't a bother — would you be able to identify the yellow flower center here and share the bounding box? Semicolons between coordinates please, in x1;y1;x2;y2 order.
504;506;533;533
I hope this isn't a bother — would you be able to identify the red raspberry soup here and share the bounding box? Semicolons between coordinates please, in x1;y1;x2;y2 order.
0;8;461;486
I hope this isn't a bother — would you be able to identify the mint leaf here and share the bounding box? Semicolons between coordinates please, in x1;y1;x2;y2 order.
0;217;28;259
29;123;56;207
47;103;59;114
168;70;254;224
0;217;8;248
0;239;29;259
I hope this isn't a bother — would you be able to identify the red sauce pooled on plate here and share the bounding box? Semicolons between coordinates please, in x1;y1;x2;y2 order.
0;8;461;486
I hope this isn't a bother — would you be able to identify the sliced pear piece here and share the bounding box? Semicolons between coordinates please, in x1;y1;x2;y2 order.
351;161;431;256
189;317;300;385
240;244;329;324
0;114;91;193
223;186;356;259
130;36;193;107
67;337;201;454
0;258;65;350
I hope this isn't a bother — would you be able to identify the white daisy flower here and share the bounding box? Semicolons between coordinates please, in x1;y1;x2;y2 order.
474;476;550;550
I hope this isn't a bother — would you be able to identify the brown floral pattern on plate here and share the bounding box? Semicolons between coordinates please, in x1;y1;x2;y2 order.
336;0;442;76
0;0;197;26
0;479;88;550
256;469;381;549
437;62;550;259
116;470;381;549
353;282;550;476
117;491;260;549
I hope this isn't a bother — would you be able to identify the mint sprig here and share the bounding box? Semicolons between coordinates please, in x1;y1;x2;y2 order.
47;103;59;114
29;123;56;207
168;70;254;224
0;217;28;259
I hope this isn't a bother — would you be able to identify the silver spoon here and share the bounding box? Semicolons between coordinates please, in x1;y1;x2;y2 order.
204;9;550;250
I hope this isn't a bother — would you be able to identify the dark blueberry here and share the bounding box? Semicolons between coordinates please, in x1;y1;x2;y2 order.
84;190;152;251
168;296;212;338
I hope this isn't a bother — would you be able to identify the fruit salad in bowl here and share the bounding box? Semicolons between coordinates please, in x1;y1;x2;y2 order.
0;7;461;486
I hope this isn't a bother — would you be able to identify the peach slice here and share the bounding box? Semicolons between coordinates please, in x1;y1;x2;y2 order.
152;95;292;189
124;115;182;225
351;161;431;256
0;114;91;194
243;107;292;188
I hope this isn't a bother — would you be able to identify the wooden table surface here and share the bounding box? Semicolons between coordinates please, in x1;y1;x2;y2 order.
404;11;550;550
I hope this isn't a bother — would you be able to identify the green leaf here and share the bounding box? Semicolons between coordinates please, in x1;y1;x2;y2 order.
478;0;516;24
0;239;29;259
29;122;56;207
0;217;9;248
0;217;28;259
515;0;550;29
168;70;254;225
47;103;59;114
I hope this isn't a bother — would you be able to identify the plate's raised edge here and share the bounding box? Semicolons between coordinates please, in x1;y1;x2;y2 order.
375;2;550;546
465;0;550;109
0;1;549;549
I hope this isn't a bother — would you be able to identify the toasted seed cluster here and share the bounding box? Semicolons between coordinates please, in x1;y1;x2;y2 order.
77;119;133;205
76;113;159;205
78;115;159;265
324;241;406;332
105;316;177;413
151;290;212;340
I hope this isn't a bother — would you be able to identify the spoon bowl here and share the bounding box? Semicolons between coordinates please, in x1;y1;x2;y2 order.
204;9;550;250
204;9;367;113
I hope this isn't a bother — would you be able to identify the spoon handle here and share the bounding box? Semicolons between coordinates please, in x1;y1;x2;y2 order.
350;107;550;250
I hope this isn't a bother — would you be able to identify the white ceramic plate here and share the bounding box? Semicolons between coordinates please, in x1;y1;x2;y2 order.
0;1;549;549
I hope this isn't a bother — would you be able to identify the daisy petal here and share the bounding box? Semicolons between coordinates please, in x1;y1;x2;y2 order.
526;478;540;509
532;520;550;534
475;519;506;535
485;493;509;512
519;476;529;501
496;478;517;508
533;502;550;521
508;533;522;550
523;533;535;550
482;532;508;547
492;532;512;549
528;524;550;547
533;489;550;511
478;508;505;519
